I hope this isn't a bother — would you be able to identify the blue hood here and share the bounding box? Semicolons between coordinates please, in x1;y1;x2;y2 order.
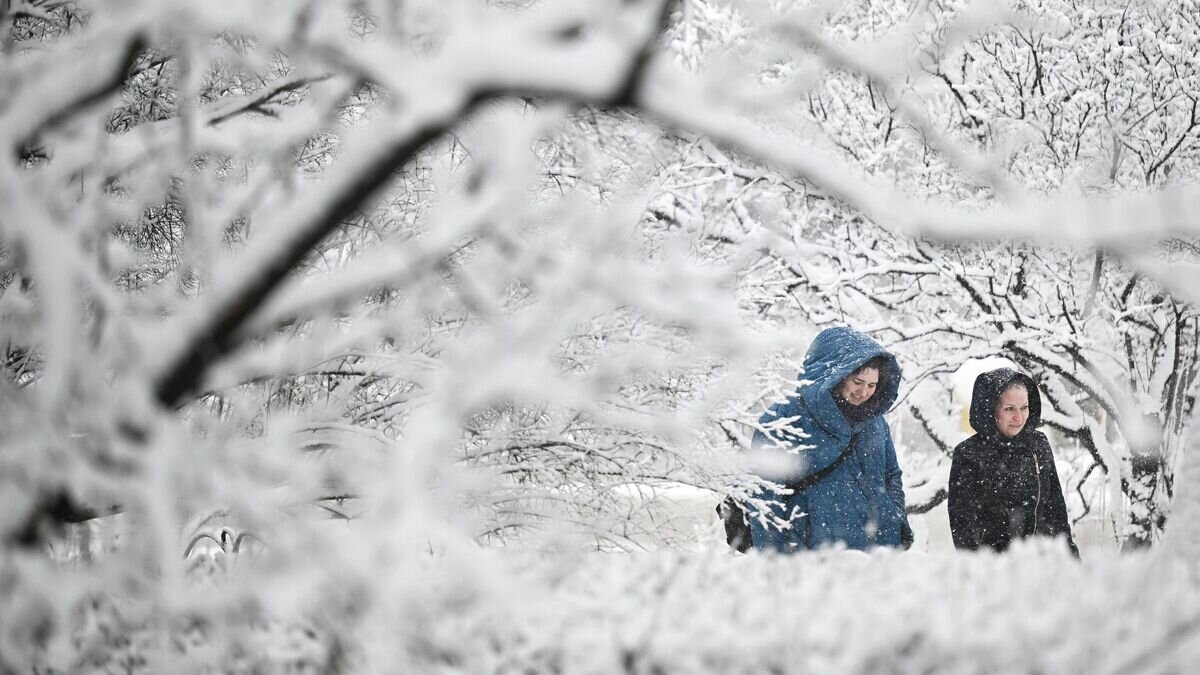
798;326;901;434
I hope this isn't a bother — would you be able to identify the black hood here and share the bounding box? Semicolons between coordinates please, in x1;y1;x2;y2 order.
968;368;1042;437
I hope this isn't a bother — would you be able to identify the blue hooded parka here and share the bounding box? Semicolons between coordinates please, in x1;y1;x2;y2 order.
748;327;912;551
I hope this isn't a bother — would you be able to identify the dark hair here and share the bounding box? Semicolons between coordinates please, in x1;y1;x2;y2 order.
1000;380;1029;396
851;356;890;385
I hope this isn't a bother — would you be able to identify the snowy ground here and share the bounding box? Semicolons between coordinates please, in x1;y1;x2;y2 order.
623;484;1115;556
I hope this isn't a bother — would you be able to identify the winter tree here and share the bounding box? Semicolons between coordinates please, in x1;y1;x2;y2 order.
4;0;1200;671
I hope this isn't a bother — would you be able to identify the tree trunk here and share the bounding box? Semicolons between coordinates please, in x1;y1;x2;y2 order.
1122;454;1165;550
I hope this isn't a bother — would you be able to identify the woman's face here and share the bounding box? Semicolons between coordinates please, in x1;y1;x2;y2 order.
838;367;880;407
995;385;1030;438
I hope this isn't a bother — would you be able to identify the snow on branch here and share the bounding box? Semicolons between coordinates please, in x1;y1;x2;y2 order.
149;0;676;408
636;58;1200;252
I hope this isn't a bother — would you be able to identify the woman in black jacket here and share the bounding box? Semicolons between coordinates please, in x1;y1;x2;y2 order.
948;368;1079;557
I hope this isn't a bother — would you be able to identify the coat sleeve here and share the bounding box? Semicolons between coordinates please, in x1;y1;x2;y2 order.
883;426;913;549
747;489;803;552
752;398;842;490
948;442;986;550
1036;434;1081;559
747;410;806;552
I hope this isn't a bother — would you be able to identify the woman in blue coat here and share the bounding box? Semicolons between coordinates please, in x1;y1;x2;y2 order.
748;327;912;552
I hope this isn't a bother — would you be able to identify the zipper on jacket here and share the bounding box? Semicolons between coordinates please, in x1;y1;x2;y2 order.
1031;447;1042;529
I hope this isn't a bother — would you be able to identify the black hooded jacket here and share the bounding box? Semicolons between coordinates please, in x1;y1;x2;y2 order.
948;368;1079;557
